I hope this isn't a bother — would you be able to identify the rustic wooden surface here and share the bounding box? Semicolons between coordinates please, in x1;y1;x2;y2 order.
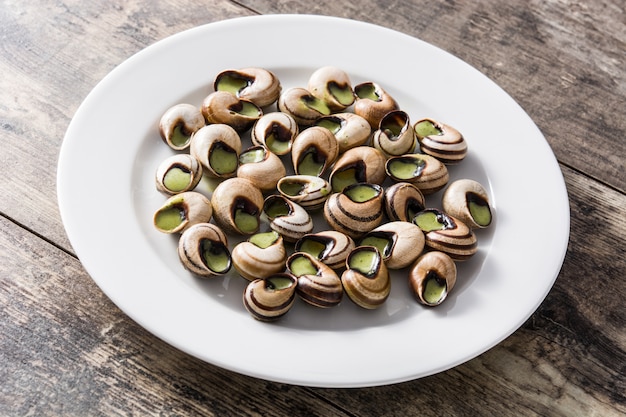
1;0;624;415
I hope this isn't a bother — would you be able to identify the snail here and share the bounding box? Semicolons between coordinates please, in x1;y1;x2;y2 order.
408;251;457;306
158;103;205;151
153;191;213;234
177;222;231;277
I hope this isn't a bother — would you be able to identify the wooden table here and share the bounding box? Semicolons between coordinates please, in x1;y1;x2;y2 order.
2;1;624;415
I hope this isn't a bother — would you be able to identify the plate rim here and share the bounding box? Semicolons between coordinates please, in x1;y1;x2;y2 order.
57;14;570;388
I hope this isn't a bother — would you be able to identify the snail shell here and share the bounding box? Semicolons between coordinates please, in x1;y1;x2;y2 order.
251;112;299;156
153;191;213;234
413;208;478;261
263;195;314;243
190;124;241;179
291;126;339;177
341;246;390;309
231;231;287;281
201;91;262;133
287;252;343;308
210;177;264;235
323;183;385;239
385;153;449;195
353;82;400;129
328;146;387;193
276;175;332;211
214;67;281;108
158;103;205;151
277;87;331;126
383;182;426;222
359;221;425;270
243;273;297;321
414;118;467;164
177;222;231;277
237;146;286;193
307;66;355;112
294;230;356;270
372;110;417;157
155;153;203;195
408;251;457;306
315;112;372;153
442;179;493;229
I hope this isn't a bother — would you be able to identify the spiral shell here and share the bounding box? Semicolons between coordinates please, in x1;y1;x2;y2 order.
232;231;287;281
372;110;417;157
210;177;264;235
263;195;314;243
291;126;339;177
201;91;262;132
385;153;449;195
315;112;371;153
214;67;281;108
409;251;457;306
190;124;241;179
328;146;387;193
341;246;391;309
155;153;203;195
158;103;205;151
287;252;343;308
359;221;425;270
383;182;426;222
413;208;478;261
177;223;231;277
276;175;332;211
414;118;467;164
353;82;399;129
323;183;384;239
294;230;356;270
277;87;331;126
153;191;213;234
243;273;297;321
307;66;355;112
251;112;299;155
237;146;286;192
441;179;493;229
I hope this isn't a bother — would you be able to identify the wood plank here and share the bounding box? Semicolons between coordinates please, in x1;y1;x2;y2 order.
308;164;625;416
0;0;256;250
0;214;350;416
235;0;626;193
2;168;623;415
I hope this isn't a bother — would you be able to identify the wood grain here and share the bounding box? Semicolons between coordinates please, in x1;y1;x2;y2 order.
1;0;624;415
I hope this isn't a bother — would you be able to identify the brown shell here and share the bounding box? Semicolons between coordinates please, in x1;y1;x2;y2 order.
385;153;449;195
201;91;262;132
210;177;264;235
414;118;467;164
353;82;399;129
408;251;457;306
286;252;343;308
177;223;231;277
158;103;205;151
383;182;426;222
323;183;384;239
291;126;339;177
328;146;387;193
341;246;390;309
243;273;297;321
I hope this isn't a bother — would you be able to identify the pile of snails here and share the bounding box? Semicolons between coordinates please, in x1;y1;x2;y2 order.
152;66;493;321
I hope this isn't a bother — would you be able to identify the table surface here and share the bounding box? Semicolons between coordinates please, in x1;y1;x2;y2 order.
2;1;624;415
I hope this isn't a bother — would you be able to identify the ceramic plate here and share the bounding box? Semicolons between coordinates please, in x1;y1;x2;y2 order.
57;15;569;388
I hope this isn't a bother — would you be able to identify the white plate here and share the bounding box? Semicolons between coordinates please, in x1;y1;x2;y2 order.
57;15;569;388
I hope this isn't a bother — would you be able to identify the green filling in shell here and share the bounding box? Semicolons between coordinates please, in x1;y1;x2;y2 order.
239;147;266;164
423;272;447;304
387;158;425;180
328;82;354;105
331;168;357;193
237;101;261;117
349;248;379;277
265;132;291;154
414;211;446;232
249;231;280;249
360;235;392;258
215;74;250;95
163;167;191;192
289;255;318;276
266;276;294;291
298;238;327;259
209;143;238;175
468;194;492;226
302;95;331;115
355;83;380;101
414;120;442;138
170;124;191;148
201;240;231;273
234;209;258;233
315;117;342;134
298;148;324;176
154;206;185;230
344;184;380;203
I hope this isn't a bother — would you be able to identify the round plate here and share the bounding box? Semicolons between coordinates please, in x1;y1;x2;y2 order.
57;15;569;388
